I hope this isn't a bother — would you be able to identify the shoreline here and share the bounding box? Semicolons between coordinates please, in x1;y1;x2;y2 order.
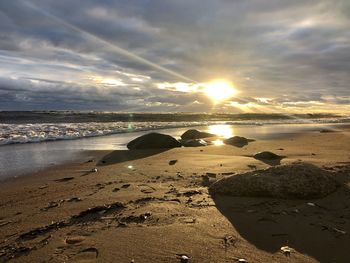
1;122;350;180
0;128;349;262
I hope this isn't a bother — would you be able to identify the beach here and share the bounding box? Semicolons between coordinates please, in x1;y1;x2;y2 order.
0;126;350;262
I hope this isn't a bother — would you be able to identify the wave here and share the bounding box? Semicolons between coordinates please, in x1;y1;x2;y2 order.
0;117;349;145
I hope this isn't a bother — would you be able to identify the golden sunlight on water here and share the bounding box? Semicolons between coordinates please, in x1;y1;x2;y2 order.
212;139;224;146
208;124;234;138
208;124;235;146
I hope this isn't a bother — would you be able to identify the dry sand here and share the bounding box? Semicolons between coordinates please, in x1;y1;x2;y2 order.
0;128;350;263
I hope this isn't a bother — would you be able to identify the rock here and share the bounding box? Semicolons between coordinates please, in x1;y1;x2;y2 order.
253;151;285;165
209;162;339;199
181;139;207;147
224;136;254;147
281;246;293;257
180;255;189;263
127;133;181;150
253;151;283;160
181;129;215;140
169;160;178;165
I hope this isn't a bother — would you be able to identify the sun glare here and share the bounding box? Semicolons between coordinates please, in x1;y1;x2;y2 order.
208;124;234;138
203;79;237;103
212;139;224;146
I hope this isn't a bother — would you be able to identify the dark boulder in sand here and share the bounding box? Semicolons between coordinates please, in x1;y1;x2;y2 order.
254;151;283;160
181;139;208;147
181;129;215;140
253;151;285;165
127;133;182;150
224;136;254;148
209;162;339;199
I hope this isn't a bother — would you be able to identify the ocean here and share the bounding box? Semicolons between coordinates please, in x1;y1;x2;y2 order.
0;111;349;179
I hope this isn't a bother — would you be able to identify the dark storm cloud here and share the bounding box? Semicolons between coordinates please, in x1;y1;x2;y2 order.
0;0;349;112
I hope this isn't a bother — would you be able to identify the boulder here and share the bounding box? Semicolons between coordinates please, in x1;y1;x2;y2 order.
209;162;339;199
181;139;208;147
254;151;283;160
181;129;215;140
224;136;254;148
127;133;182;150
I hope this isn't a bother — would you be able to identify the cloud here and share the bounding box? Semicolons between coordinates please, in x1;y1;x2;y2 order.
0;0;349;112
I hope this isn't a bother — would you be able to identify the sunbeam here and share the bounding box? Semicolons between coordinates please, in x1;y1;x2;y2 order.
21;0;197;84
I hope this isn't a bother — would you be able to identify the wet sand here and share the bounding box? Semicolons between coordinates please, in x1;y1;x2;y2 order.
0;128;350;262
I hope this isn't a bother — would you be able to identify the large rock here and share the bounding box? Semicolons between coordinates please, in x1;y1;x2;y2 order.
209;162;339;199
181;129;215;140
127;133;182;150
224;136;254;148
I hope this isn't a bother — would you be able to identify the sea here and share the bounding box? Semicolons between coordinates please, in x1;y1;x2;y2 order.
0;111;349;180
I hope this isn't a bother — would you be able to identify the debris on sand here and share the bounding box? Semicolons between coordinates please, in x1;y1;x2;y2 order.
206;172;216;178
224;136;255;148
40;200;63;211
320;129;335;133
72;202;125;222
66;197;82;202
0;220;11;227
54;177;74;182
177;254;189;263
127;133;181;149
281;246;293;257
19;221;67;241
65;236;85;244
169;160;178;165
119;212;151;224
179;190;202;197
209;162;339;199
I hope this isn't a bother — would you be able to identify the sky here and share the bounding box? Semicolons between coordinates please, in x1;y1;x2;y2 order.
0;0;349;113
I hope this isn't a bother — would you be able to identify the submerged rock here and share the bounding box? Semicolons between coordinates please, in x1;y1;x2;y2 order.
209;162;339;199
127;133;182;150
181;129;215;140
224;136;254;147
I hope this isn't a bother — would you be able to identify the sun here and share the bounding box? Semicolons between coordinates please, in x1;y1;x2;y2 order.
203;79;237;103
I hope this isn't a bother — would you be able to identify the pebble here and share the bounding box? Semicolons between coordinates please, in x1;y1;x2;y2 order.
169;160;178;165
180;255;189;263
281;246;292;256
